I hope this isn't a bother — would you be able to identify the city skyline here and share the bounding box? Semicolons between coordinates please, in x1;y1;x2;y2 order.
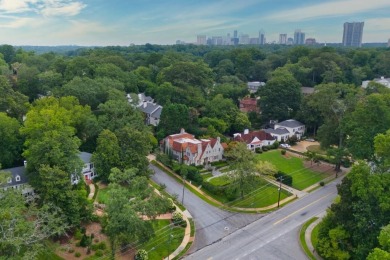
0;0;389;46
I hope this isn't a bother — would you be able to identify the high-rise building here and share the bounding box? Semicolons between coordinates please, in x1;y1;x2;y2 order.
342;22;364;47
294;29;305;45
197;35;207;45
287;37;294;45
240;34;250;45
279;34;287;44
305;38;316;45
388;38;390;47
232;30;239;45
259;31;265;45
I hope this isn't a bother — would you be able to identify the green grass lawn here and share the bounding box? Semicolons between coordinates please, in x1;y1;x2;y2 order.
96;186;110;204
201;173;213;180
256;150;329;190
141;220;185;260
311;222;320;249
229;178;290;208
208;175;231;186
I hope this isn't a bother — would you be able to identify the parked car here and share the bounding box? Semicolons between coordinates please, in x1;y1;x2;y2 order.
306;138;315;142
280;144;291;148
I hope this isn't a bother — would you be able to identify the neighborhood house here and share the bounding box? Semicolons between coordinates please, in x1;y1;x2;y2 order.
233;129;276;151
127;93;163;126
264;119;305;142
163;129;226;166
1;152;97;194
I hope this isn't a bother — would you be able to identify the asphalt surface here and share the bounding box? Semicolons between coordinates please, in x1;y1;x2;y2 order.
149;164;263;253
186;178;342;260
150;163;341;259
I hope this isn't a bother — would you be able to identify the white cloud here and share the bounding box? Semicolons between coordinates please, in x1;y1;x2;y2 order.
0;0;86;16
365;18;390;32
266;0;390;22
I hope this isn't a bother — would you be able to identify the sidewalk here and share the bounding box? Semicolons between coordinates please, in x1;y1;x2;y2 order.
87;182;95;200
305;213;326;260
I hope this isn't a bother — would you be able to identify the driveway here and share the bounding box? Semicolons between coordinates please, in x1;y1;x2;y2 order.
290;140;320;153
149;163;263;253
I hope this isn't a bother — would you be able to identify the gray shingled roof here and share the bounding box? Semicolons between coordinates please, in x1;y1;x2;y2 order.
276;119;304;128
79;152;92;164
0;166;28;188
264;128;290;135
151;106;162;119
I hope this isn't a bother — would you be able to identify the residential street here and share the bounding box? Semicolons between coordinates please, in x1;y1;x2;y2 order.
149;164;263;253
150;163;342;259
186;177;342;259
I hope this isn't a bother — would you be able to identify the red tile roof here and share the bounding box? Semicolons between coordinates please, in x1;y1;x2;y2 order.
234;130;274;144
239;98;259;113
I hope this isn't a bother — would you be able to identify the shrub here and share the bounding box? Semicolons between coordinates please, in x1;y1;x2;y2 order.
68;248;75;253
255;147;262;153
135;249;148;260
79;234;91;247
167;198;176;212
272;141;279;149
74;252;81;258
320;181;325;186
97;242;107;250
172;211;184;226
91;244;99;251
95;250;103;257
156;153;173;168
274;171;293;186
281;150;286;155
74;229;83;240
262;146;269;151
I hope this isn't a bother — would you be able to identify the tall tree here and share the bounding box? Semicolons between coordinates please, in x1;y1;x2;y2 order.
92;129;121;182
259;68;302;121
0;113;23;168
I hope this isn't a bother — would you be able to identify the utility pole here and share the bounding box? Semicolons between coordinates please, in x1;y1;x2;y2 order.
277;176;284;208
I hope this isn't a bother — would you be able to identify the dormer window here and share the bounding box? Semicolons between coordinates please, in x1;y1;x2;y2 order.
16;175;21;182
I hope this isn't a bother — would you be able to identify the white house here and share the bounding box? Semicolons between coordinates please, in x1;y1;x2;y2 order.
72;152;97;184
164;129;226;166
233;129;276;151
0;164;34;196
247;81;266;93
264;119;305;141
127;93;163;126
362;77;390;88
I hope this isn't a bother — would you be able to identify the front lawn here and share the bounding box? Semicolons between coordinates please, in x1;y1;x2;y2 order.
228;178;290;208
208;175;231;186
256;150;329;190
306;145;327;155
141;220;185;260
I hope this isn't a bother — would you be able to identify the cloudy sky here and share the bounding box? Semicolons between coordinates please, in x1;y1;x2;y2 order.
0;0;389;46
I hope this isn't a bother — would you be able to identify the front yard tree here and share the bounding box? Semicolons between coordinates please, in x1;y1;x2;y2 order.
225;142;258;199
92;129;120;182
105;168;169;258
0;189;68;259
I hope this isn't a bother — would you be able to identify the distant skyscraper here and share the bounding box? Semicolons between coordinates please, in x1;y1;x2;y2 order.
240;34;250;45
287;37;294;45
388;38;390;47
259;31;265;45
197;35;207;45
305;38;316;45
232;30;239;45
293;29;305;45
342;22;364;47
279;34;287;44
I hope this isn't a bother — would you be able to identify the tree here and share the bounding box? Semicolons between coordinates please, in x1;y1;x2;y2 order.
374;129;390;170
105;168;169;257
157;103;190;138
259;68;302;121
225;142;257;198
0;189;68;258
115;126;152;174
0;113;23;168
92;129;120;183
0;75;29;119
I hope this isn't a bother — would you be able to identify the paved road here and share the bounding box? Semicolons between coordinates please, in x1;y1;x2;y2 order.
186;178;342;259
149;164;263;253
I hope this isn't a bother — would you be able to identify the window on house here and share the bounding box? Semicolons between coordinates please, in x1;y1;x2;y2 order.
16;175;21;182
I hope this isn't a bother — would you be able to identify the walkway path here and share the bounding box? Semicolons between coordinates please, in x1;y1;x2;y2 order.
87;182;95;200
305;213;325;260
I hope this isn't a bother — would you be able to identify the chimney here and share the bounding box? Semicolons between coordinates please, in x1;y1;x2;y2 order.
244;129;249;135
180;128;185;134
217;136;220;143
381;76;385;80
24;160;27;168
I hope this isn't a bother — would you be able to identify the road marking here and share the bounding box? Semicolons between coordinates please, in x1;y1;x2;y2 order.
273;192;333;225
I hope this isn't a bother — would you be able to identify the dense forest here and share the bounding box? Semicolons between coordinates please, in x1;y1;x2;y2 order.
0;43;390;259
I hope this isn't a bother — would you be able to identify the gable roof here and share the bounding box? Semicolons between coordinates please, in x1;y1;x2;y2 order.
234;130;275;144
264;128;290;135
79;152;92;164
276;119;304;128
0;166;28;188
